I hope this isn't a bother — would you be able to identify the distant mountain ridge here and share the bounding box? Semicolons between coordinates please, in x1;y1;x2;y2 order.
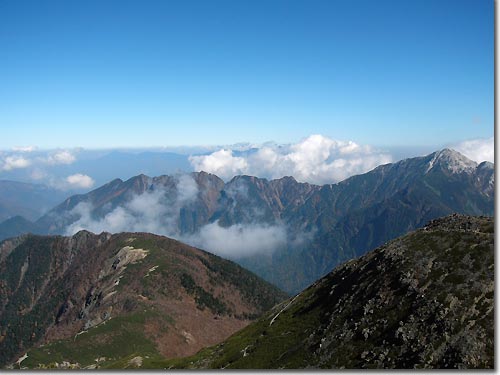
0;180;70;222
0;216;44;240
0;149;494;293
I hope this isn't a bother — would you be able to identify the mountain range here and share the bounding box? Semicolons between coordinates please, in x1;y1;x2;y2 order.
0;148;494;294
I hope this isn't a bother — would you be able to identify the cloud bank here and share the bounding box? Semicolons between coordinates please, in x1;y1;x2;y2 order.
66;189;171;235
1;156;31;171
186;221;287;259
44;150;76;165
65;174;95;189
450;137;494;163
189;135;393;184
12;146;37;152
0;148;97;191
65;174;198;236
0;149;78;171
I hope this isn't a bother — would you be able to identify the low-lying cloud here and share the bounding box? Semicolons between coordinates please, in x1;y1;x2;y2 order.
450;137;494;163
189;135;393;184
12;145;37;152
64;173;292;258
65;175;198;236
186;221;287;259
29;170;95;191
66;189;172;235
0;148;95;191
65;174;95;189
44;150;76;165
0;149;78;170
1;155;31;171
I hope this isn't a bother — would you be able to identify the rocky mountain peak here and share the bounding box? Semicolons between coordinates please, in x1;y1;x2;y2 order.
477;160;494;170
426;148;477;174
128;174;153;192
277;175;298;183
69;229;112;243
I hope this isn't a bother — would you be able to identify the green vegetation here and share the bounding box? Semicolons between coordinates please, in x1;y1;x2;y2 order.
22;310;162;369
180;273;228;315
197;254;289;311
0;236;70;367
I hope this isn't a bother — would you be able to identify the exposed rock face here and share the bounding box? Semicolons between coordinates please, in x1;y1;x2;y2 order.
165;215;493;369
0;231;287;368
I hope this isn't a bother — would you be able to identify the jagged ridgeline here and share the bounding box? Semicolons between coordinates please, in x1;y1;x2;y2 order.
153;215;494;369
2;149;493;295
0;231;287;369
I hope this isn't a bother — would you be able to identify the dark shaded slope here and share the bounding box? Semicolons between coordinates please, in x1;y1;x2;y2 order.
160;214;493;369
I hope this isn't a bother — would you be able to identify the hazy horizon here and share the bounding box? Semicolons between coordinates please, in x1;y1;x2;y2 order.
0;134;493;193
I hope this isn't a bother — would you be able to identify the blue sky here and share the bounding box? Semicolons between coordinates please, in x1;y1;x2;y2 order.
0;0;494;149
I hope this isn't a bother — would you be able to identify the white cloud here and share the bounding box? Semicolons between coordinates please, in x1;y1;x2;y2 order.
45;150;76;165
0;149;78;177
30;168;48;180
66;174;95;189
12;145;36;152
2;155;31;171
189;135;393;184
176;174;199;204
27;172;96;191
185;221;287;258
66;189;171;235
190;149;248;179
450;137;494;163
